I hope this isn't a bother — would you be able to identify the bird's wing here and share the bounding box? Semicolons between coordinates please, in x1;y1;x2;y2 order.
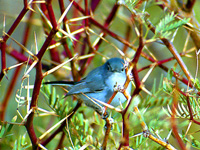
66;68;106;95
66;80;105;96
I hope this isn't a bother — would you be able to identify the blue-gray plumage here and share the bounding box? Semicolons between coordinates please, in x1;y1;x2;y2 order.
44;58;132;115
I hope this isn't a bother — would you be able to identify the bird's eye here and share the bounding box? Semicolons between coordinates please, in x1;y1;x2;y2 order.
121;68;125;71
107;62;111;71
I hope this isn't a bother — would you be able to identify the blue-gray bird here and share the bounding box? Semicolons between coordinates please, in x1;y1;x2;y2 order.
44;57;132;115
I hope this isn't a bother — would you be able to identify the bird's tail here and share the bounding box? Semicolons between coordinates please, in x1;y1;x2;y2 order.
44;81;77;86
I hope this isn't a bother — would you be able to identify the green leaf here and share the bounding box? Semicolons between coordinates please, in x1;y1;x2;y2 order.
189;135;200;148
7;116;17;133
191;78;200;91
163;77;173;93
156;12;176;33
13;140;18;150
167;69;173;80
0;123;7;138
155;11;190;38
50;86;56;106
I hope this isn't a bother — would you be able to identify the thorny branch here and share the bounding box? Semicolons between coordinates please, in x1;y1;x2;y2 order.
1;0;200;149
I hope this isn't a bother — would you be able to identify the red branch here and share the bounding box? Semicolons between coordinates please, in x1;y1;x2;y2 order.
119;22;144;148
0;0;29;81
171;82;186;150
0;4;34;120
25;61;43;148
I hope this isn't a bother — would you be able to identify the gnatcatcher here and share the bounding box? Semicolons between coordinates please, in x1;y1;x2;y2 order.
44;57;132;116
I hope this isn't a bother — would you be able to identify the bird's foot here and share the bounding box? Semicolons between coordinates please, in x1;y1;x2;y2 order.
104;117;114;130
114;84;125;93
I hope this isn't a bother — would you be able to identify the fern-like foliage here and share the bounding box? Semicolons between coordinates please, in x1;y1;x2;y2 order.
41;82;72;119
141;74;173;107
120;0;138;9
191;78;200;91
164;96;200;120
155;12;190;38
156;12;176;33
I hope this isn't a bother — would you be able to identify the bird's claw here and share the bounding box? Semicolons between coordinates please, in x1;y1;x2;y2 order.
129;72;134;81
104;117;114;130
97;107;108;119
123;59;129;69
114;84;125;93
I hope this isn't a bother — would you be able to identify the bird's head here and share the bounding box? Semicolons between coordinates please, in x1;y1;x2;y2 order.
105;58;126;73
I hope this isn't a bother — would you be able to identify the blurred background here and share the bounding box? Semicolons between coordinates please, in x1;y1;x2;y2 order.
1;0;200;149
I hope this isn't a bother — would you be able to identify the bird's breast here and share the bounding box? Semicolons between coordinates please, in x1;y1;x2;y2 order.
105;72;126;91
